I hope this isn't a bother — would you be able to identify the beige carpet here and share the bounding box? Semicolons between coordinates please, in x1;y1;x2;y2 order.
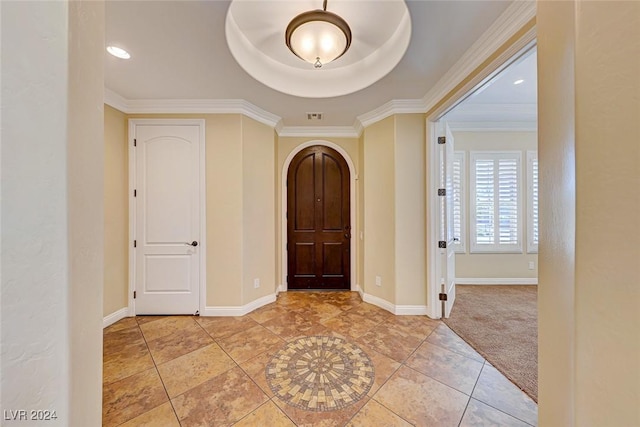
443;285;538;402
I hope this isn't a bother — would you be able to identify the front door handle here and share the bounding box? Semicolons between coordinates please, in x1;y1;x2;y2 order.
344;233;350;239
184;241;198;247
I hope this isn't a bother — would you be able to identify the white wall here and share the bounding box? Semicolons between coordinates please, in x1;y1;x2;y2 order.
1;1;104;424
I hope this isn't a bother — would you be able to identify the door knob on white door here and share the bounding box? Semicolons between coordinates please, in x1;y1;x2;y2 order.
184;241;198;247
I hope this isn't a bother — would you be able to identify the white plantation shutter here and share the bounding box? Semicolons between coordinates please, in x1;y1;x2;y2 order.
498;158;519;245
470;151;522;252
527;151;539;252
474;159;495;246
453;152;465;252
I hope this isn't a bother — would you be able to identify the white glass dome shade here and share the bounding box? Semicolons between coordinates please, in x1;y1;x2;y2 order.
285;9;352;68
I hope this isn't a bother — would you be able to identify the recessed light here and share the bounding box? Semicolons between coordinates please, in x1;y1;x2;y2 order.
107;46;131;59
513;79;524;85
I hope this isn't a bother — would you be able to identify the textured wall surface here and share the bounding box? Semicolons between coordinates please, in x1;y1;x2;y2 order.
538;0;640;425
1;1;105;424
2;1;73;421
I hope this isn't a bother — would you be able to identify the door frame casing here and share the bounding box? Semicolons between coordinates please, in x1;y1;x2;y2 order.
128;118;207;316
425;30;537;319
281;140;357;292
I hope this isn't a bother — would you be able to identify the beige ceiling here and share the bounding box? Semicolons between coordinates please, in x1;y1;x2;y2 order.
105;0;513;128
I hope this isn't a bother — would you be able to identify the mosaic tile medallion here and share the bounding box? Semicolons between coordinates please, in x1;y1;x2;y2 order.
266;336;375;412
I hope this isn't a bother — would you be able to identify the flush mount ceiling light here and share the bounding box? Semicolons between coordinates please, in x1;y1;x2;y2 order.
226;0;411;97
513;79;525;85
106;46;131;59
285;0;351;69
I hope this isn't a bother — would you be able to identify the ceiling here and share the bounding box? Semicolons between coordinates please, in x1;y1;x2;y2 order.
226;0;411;98
105;0;515;128
444;48;537;126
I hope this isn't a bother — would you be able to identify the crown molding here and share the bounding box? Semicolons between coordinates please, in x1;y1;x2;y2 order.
421;1;536;116
356;99;427;129
278;126;360;138
104;89;282;129
423;0;536;113
445;103;537;122
352;120;364;138
447;121;537;132
126;98;282;129
355;0;536;129
104;1;536;137
104;88;129;113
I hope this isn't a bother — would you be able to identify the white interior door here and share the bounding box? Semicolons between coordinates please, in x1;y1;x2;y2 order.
439;122;456;318
132;121;203;315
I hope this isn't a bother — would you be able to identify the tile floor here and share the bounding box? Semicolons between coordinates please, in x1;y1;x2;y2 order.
103;291;538;426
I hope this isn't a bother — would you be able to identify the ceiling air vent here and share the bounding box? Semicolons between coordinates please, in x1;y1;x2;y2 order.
307;112;323;120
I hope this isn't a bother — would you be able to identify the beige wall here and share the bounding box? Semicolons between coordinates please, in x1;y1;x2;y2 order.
538;0;640;425
357;134;365;293
104;113;431;313
360;114;427;307
108;113;276;310
67;3;105;422
572;1;639;424
275;136;360;289
363;117;396;303
104;105;129;315
242;116;277;302
204;114;243;306
394;114;427;306
453;131;538;279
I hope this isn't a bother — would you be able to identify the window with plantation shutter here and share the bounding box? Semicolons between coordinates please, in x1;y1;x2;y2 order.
453;152;465;253
470;151;522;253
527;151;539;253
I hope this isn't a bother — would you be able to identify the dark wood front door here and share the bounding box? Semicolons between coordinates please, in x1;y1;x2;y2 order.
287;146;350;290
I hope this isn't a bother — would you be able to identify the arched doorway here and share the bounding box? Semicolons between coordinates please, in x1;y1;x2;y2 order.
286;145;351;290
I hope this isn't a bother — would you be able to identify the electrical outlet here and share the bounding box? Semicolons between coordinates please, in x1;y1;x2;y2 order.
375;276;382;287
254;278;260;288
528;261;535;270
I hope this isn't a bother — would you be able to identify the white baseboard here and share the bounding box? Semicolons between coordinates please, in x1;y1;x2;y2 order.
362;293;395;314
202;293;276;317
355;284;364;300
103;307;130;328
456;278;538;285
277;284;286;293
395;305;429;315
360;292;429;316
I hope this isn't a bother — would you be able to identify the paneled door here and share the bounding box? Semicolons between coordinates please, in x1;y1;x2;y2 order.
287;146;350;290
440;122;456;317
132;120;204;315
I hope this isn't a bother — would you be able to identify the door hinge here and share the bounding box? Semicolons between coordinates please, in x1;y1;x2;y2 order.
438;240;447;248
134;189;137;197
133;138;137;147
286;275;289;283
133;291;137;299
286;211;288;219
438;188;446;196
438;136;446;144
286;243;288;251
439;292;448;301
134;240;137;248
